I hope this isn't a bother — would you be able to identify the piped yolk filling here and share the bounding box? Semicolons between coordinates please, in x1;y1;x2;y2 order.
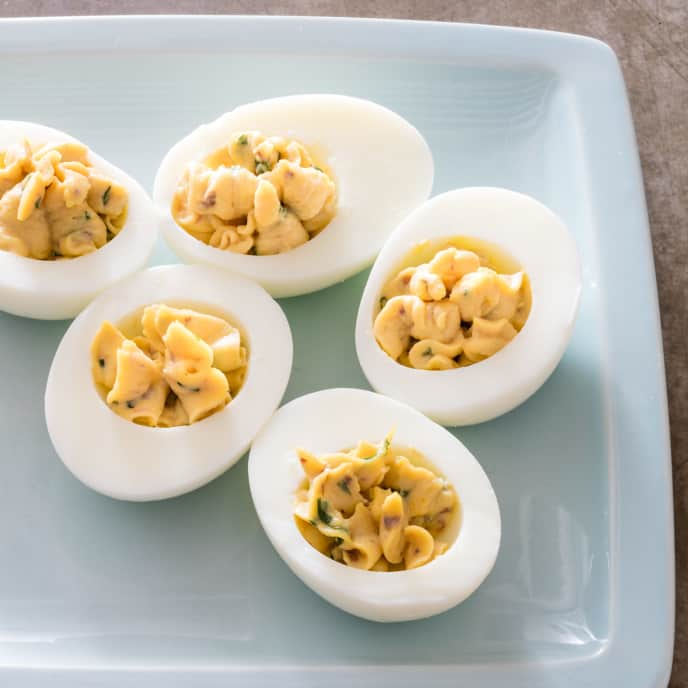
90;304;247;427
294;432;459;572
374;244;531;369
0;139;128;259
172;131;337;256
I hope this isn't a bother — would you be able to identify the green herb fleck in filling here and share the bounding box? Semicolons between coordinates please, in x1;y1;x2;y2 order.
317;498;332;525
255;161;270;175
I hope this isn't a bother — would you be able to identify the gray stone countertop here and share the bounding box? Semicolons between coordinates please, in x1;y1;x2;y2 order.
1;1;686;685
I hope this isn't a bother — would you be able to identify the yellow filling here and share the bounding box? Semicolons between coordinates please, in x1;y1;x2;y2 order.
171;131;337;255
90;304;247;427
374;238;532;369
294;432;459;572
0;139;128;259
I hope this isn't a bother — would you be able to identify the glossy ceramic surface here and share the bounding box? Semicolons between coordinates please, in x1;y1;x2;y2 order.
0;15;672;687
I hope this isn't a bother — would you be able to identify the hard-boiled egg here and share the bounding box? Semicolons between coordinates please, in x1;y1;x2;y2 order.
153;95;433;297
45;264;292;501
248;388;500;622
0;121;158;319
355;187;581;426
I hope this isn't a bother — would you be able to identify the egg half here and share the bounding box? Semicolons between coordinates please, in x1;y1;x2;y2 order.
45;264;293;501
0;121;158;319
153;95;433;297
355;187;582;426
248;388;500;622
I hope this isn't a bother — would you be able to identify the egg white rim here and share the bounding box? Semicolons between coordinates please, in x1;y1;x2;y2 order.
355;187;582;426
153;94;434;298
0;121;159;320
44;264;293;501
248;387;501;623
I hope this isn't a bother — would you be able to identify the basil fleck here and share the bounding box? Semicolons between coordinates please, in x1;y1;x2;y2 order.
98;358;105;368
337;478;351;495
34;197;41;209
422;347;433;357
237;134;248;145
379;296;388;309
102;186;112;206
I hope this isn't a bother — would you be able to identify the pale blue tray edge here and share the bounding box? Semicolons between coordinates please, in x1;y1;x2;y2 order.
0;15;673;688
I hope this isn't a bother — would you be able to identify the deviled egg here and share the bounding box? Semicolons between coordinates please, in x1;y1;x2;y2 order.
45;264;292;501
355;187;581;426
0;121;158;319
153;95;433;297
248;388;500;622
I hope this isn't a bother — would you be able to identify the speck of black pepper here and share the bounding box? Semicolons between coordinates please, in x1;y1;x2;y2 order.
383;515;401;529
177;380;200;392
98;358;105;368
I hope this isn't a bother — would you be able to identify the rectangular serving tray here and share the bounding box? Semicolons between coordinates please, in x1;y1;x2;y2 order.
0;15;673;687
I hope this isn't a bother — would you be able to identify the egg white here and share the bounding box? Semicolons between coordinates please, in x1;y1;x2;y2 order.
0;121;159;320
355;187;582;426
248;388;500;622
153;95;434;297
44;264;293;501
